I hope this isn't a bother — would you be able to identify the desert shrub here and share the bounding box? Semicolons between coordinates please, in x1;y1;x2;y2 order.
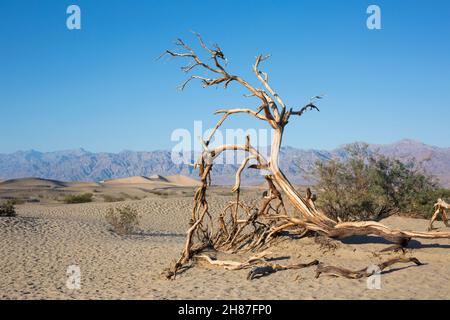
315;143;447;221
63;193;93;204
105;206;140;235
181;191;194;198
148;190;169;197
102;195;125;203
9;198;25;205
0;201;17;217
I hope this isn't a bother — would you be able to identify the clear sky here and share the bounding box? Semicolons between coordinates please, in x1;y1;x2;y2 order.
1;0;449;153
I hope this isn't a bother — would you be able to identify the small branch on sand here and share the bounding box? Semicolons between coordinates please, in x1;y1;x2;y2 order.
247;260;320;280
315;257;423;279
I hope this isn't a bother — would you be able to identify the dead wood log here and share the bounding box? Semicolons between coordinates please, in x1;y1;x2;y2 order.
247;260;320;280
315;257;423;279
429;199;450;230
195;251;273;271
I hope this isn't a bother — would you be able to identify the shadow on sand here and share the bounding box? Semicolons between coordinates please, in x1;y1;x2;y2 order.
132;231;185;238
339;235;450;249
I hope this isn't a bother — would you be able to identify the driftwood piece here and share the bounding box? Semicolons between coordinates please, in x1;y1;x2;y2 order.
161;33;450;280
429;199;450;231
195;251;273;271
247;260;320;280
315;257;423;279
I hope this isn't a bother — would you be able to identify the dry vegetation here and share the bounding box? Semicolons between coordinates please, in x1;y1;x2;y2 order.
314;143;450;222
0;200;16;217
105;206;140;235
63;193;93;204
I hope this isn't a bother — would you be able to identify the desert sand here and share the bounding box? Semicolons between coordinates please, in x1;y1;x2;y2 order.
1;177;450;300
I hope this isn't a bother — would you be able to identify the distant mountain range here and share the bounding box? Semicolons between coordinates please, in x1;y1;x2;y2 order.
1;139;449;187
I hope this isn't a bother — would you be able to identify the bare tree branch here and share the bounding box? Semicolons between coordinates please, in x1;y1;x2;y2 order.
160;33;277;123
232;155;256;193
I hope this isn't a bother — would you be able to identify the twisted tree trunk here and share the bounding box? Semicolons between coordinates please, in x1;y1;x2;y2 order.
160;33;450;279
268;127;450;245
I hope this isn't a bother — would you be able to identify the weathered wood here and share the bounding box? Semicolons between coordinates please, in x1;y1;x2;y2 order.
247;260;320;280
315;257;422;279
195;251;273;271
429;199;450;230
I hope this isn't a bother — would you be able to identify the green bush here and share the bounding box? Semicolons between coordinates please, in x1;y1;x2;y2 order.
63;193;93;204
105;206;140;235
0;201;17;217
314;143;449;221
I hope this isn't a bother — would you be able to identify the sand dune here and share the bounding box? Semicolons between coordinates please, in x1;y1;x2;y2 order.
0;177;68;189
102;175;200;187
148;174;169;182
0;177;101;190
64;181;102;188
165;175;201;186
0;175;202;205
102;176;155;185
0;175;200;189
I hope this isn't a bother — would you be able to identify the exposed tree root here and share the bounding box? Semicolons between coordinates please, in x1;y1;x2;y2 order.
315;257;423;279
161;33;450;281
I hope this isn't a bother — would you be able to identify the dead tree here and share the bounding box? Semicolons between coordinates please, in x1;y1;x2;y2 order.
429;199;450;230
160;33;450;279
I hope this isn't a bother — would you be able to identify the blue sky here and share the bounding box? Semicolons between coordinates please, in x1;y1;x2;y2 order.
0;0;449;153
